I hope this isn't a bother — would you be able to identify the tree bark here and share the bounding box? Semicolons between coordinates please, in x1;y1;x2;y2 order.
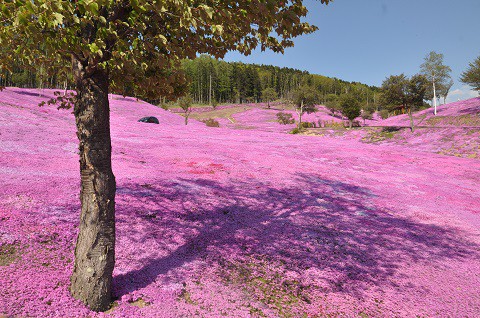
297;100;303;129
408;106;415;132
70;57;116;312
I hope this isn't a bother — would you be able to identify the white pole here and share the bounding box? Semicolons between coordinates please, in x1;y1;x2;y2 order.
433;75;437;115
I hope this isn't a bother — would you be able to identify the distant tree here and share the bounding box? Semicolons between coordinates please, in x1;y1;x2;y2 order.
276;112;295;125
438;79;454;104
211;98;218;110
406;74;429;131
460;55;480;91
178;95;194;125
0;0;331;311
325;93;340;117
262;87;278;108
291;86;318;129
381;74;428;132
381;74;408;110
360;109;373;125
339;94;361;128
379;109;390;120
420;51;452;115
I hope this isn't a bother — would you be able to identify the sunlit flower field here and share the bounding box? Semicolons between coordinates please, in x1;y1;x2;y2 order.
1;88;479;317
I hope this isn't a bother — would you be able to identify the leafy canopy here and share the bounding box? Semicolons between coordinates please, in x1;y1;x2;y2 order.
420;51;452;101
0;0;330;99
460;55;480;91
178;94;193;113
381;74;409;109
261;87;277;102
339;94;360;122
381;73;428;111
292;85;318;114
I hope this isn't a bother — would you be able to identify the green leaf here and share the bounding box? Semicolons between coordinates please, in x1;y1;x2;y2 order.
52;12;64;26
213;25;223;35
88;2;98;14
199;5;214;19
158;34;167;45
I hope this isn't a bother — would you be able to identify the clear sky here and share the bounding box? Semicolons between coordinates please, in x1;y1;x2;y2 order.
223;0;480;103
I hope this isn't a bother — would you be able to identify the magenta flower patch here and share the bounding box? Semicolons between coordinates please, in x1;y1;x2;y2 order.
1;88;479;317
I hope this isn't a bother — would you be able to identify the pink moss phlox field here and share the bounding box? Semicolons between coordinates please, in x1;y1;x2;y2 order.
1;87;480;317
379;98;480;127
212;105;345;133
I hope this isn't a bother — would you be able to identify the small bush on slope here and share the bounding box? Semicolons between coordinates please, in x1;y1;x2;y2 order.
276;112;295;125
289;127;304;134
379;109;389;119
300;122;315;128
202;118;220;127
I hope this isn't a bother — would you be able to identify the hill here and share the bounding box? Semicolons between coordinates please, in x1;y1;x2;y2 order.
169;96;480;158
1;88;480;317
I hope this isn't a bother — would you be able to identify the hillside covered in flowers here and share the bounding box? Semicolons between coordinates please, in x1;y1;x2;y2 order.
1;88;479;317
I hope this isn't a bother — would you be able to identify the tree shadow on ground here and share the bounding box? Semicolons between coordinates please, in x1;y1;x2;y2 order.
13;90;52;99
113;173;478;300
458;103;480;115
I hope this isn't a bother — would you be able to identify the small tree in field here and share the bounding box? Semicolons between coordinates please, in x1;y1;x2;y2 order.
325;93;340;117
420;51;452;115
0;0;331;311
406;74;428;131
262;87;278;109
460;55;480;91
360;110;372;125
292;85;318;129
381;74;428;132
340;95;361;128
438;79;454;104
178;95;193;125
276;112;295;125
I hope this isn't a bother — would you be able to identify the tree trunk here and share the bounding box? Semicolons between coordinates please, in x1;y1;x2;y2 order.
70;58;116;312
209;74;212;105
349;119;352;129
408;106;414;132
297;100;303;129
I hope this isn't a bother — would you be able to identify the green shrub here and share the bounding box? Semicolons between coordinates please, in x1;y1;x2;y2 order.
323;120;344;129
300;122;315;128
212;99;218;109
289;127;303;134
276;112;295;125
343;120;361;128
202;118;220;127
379;109;389;119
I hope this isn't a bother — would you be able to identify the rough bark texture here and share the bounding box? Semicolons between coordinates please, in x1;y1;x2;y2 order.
408;107;415;132
70;58;116;312
297;100;303;129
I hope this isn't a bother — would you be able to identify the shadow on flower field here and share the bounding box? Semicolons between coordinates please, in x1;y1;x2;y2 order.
112;173;479;312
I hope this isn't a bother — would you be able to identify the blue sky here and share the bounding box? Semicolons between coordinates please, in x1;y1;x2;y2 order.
223;0;480;102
